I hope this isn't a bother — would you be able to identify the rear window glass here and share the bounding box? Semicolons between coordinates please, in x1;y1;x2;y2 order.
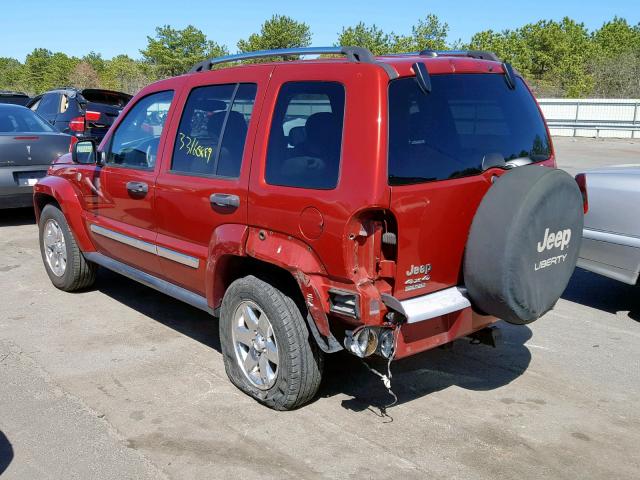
265;82;345;190
388;74;551;185
0;106;55;133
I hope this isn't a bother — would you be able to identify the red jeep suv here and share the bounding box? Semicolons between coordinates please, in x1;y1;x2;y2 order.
34;47;583;410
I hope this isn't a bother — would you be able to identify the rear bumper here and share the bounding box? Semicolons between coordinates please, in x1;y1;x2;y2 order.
394;307;498;359
0;165;49;209
390;287;498;359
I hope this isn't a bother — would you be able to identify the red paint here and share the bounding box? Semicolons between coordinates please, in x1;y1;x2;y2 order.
36;54;557;359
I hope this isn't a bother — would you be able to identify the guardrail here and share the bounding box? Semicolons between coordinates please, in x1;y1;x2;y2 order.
537;99;640;139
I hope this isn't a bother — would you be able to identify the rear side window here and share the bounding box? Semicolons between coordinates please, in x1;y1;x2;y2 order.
36;93;60;116
265;82;345;189
388;74;551;185
171;83;257;178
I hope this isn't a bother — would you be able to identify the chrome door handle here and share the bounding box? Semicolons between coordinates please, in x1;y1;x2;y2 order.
209;193;240;209
126;181;148;196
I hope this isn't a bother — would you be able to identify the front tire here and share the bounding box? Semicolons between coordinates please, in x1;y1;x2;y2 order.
39;204;96;291
219;276;323;410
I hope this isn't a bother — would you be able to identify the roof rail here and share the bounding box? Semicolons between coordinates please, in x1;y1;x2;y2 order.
189;46;398;78
418;50;501;62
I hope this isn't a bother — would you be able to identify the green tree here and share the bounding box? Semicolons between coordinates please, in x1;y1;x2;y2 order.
83;51;106;76
589;18;640;97
0;57;24;91
469;18;594;97
141;25;228;76
337;22;393;55
337;14;449;55
392;14;449;52
101;55;151;95
237;15;312;61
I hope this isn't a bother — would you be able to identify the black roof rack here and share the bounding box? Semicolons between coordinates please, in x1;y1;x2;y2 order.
418;50;501;62
189;46;398;78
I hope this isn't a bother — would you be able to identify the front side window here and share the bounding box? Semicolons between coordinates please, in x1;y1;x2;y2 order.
171;83;257;178
388;74;551;185
265;82;345;189
107;90;173;169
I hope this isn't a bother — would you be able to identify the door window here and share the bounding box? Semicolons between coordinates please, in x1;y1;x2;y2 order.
170;83;257;178
265;82;345;189
36;93;60;116
106;90;174;169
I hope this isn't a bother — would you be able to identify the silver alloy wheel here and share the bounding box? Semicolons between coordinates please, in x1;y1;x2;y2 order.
231;300;279;390
43;219;67;277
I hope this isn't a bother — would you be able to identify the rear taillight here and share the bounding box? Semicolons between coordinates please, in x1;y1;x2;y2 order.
85;110;101;122
575;173;588;214
69;116;85;132
69;135;78;152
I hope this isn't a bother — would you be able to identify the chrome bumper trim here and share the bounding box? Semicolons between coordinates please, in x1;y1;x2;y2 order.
90;224;200;269
400;287;471;324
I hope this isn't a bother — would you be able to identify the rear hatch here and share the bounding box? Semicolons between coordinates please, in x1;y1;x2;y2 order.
387;72;552;299
79;89;132;139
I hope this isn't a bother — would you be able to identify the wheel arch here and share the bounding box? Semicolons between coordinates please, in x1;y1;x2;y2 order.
207;226;341;353
33;177;95;252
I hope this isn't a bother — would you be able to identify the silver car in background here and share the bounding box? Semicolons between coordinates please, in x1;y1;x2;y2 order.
0;104;73;209
576;166;640;285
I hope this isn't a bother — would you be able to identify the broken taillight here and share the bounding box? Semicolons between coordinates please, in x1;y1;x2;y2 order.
575;173;588;214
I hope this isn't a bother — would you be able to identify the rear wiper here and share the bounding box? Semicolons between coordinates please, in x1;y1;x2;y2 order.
482;153;533;171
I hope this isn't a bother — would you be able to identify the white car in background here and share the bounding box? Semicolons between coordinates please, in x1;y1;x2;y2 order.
576;165;640;285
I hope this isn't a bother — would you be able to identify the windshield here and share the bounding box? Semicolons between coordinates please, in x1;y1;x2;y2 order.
0;106;56;133
388;74;551;185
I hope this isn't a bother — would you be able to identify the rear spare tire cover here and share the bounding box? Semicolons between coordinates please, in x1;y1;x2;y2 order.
464;166;583;325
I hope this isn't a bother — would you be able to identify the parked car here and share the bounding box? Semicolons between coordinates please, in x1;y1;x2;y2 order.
0;104;74;209
575;167;640;285
0;91;30;106
34;47;584;410
28;88;131;142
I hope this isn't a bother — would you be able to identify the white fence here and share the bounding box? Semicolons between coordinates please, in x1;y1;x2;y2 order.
537;98;640;139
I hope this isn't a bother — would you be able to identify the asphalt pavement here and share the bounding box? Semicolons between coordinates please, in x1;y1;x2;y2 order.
0;137;638;479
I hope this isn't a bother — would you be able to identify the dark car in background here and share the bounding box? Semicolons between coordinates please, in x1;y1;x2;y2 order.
0;104;74;209
0;91;30;106
28;88;131;142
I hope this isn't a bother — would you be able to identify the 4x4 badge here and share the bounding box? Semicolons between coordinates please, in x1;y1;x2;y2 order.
404;263;432;292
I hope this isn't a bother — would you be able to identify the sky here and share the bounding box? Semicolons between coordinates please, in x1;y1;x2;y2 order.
1;0;638;61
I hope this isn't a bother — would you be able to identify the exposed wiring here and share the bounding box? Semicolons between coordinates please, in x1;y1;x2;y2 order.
361;324;401;410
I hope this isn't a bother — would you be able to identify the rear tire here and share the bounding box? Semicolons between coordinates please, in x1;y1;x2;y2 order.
39;204;96;292
219;275;323;410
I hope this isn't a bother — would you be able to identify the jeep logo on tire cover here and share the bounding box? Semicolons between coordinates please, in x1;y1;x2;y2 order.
535;228;572;271
537;228;571;253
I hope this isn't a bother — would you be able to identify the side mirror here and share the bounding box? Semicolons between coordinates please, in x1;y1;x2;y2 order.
72;140;97;164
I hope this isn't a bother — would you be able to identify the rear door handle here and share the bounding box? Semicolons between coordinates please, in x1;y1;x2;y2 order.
126;181;149;196
209;193;240;209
